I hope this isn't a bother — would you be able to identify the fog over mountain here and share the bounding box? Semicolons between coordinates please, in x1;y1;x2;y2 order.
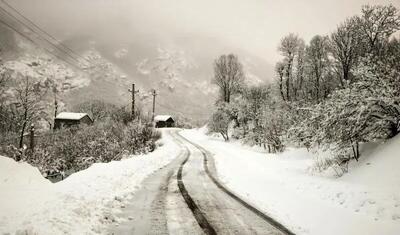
10;0;399;61
2;0;399;121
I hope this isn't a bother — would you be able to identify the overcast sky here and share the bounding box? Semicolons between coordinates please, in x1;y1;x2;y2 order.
8;0;400;64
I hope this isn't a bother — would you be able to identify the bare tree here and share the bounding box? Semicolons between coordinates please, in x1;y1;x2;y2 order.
12;77;48;148
293;41;306;100
306;35;332;101
0;51;7;89
330;17;361;86
384;37;400;94
278;33;303;101
357;4;400;56
73;100;118;122
0;60;11;134
275;62;286;101
212;54;245;103
0;69;8;96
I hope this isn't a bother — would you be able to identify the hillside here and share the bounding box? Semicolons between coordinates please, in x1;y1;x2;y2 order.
0;12;274;123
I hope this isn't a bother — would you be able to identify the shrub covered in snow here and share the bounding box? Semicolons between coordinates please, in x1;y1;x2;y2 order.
208;102;231;141
0;120;161;177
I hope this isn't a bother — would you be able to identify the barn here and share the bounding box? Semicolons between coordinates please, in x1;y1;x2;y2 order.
154;115;175;128
54;112;93;129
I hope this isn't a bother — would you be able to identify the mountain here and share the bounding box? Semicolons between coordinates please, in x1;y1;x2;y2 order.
62;34;275;122
0;15;275;124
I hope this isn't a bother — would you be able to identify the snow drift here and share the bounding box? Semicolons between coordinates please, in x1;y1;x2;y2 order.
0;129;180;234
181;129;400;235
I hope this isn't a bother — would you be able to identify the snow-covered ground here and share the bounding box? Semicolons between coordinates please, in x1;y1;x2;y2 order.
181;128;400;235
0;129;180;234
2;127;399;234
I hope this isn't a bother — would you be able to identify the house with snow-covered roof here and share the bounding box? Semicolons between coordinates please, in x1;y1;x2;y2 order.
154;115;175;128
54;112;93;129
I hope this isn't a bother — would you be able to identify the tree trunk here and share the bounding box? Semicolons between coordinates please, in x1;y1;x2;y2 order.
343;66;348;83
221;132;229;141
351;143;356;160
285;55;293;101
19;108;28;149
279;75;285;101
19;121;27;149
315;68;320;101
355;142;360;161
286;66;290;101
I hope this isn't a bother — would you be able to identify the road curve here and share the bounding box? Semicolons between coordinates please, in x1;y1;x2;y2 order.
108;129;294;234
172;130;293;235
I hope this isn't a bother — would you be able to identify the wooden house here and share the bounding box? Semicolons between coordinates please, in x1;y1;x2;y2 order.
154;115;175;128
54;112;93;129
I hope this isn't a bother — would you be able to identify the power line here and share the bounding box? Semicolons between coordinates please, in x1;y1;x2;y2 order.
0;5;80;65
151;89;156;121
0;5;82;66
157;101;206;116
0;17;81;69
1;0;89;64
138;89;208;116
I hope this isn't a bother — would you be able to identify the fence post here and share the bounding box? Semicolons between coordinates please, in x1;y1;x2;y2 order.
30;124;35;151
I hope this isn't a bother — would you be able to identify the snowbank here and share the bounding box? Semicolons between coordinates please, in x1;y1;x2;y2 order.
181;129;400;235
0;129;180;234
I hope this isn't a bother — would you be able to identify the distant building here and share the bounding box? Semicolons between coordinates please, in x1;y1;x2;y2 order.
54;112;93;129
154;115;175;128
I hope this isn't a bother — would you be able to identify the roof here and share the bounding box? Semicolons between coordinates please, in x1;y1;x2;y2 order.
154;115;174;122
55;112;91;121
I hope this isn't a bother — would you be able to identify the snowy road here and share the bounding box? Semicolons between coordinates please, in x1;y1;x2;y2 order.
108;129;291;234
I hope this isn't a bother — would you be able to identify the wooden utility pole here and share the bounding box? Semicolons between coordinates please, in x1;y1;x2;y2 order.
53;88;58;129
128;83;139;119
151;89;157;121
54;96;58;118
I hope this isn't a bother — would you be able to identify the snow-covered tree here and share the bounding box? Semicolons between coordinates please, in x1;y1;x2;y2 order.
73;100;118;122
259;100;287;153
295;59;399;162
305;35;335;101
330;16;362;85
292;41;307;100
356;4;400;57
9;76;49;148
209;104;231;141
277;33;305;101
275;61;286;101
212;54;245;103
209;4;400;166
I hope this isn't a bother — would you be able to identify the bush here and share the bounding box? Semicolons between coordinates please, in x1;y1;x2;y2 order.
122;121;161;154
209;104;231;141
309;148;353;177
1;119;161;177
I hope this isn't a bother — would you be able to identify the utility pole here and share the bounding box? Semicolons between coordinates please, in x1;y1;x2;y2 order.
151;89;157;121
53;87;58;129
128;83;139;119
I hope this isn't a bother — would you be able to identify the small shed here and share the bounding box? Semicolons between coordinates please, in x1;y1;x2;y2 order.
54;112;93;129
154;115;175;128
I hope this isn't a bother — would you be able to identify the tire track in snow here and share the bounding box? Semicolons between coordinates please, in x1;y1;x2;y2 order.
176;131;295;235
173;132;217;235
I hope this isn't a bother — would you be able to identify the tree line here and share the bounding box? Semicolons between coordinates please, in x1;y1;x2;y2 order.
209;4;400;174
